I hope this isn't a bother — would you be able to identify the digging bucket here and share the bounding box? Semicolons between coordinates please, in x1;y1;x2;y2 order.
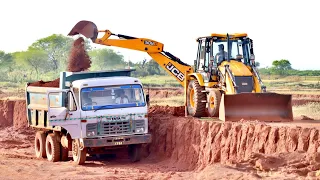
68;20;98;41
218;92;293;122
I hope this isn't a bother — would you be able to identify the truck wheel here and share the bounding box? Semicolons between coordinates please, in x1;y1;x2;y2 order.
207;89;221;117
128;144;142;162
35;131;46;158
60;145;69;161
45;133;61;162
187;79;206;117
72;139;87;165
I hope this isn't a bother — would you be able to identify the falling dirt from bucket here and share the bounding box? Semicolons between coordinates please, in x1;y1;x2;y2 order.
67;37;92;72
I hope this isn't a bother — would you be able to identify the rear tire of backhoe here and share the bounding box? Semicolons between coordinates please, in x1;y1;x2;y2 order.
207;89;221;117
72;139;87;165
187;79;206;117
35;131;47;158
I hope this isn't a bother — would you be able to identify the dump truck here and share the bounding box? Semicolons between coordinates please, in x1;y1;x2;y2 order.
26;69;151;165
68;20;293;122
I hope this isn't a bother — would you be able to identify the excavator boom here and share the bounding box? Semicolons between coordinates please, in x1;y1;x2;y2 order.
68;20;193;87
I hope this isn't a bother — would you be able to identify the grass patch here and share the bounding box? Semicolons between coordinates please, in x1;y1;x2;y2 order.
138;75;181;87
150;96;184;106
293;102;320;120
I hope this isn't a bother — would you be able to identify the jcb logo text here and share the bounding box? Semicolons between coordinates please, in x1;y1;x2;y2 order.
166;62;185;82
144;40;157;46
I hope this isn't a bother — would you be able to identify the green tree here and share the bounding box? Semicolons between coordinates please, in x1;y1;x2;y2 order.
271;59;292;75
0;51;13;65
14;50;49;79
89;49;126;70
0;51;14;81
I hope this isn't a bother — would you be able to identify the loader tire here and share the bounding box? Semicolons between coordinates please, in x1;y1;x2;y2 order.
45;133;61;162
35;131;47;158
187;80;206;117
207;89;221;117
72;139;87;165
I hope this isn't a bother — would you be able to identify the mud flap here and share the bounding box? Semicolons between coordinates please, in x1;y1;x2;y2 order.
219;93;293;122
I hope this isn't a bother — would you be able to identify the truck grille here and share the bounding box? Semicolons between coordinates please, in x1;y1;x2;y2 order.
99;121;131;135
234;76;253;93
135;120;145;128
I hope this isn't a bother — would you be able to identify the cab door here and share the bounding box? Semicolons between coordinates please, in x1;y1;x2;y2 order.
47;89;81;136
196;38;211;82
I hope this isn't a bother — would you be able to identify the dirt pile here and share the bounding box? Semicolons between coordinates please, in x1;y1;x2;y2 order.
67;37;92;72
146;106;320;176
28;78;60;88
252;151;320;176
0;126;34;150
0;100;27;129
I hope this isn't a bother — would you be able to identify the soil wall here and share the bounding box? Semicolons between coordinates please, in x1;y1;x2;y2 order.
0;100;27;129
146;106;320;174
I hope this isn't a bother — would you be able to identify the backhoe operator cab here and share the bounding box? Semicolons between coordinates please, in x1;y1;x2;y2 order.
195;34;257;79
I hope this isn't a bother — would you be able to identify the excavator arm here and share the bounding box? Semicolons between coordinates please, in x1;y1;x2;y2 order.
68;20;193;87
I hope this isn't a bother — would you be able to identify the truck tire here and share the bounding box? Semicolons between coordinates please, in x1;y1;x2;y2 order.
60;145;69;161
45;133;61;162
187;80;206;117
35;131;46;158
207;89;221;117
128;144;142;162
72;139;87;165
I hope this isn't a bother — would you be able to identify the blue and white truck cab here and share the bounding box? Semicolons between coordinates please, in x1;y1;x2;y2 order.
26;69;151;164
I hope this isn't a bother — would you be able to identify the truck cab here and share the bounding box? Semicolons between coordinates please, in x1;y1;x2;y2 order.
26;69;151;164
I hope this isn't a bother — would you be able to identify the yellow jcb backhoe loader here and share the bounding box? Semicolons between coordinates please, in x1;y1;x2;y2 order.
67;20;293;122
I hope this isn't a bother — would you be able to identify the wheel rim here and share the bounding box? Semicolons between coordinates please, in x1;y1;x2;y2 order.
72;141;78;158
190;89;195;107
209;96;215;108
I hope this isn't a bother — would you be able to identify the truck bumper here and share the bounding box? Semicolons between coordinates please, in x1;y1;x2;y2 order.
83;134;152;147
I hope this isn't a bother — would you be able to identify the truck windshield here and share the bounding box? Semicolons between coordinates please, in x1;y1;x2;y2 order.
81;84;146;111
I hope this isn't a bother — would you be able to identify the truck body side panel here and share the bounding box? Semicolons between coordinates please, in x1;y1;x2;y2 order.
26;87;61;129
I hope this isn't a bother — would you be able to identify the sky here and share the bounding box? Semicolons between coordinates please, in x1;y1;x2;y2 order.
0;0;319;70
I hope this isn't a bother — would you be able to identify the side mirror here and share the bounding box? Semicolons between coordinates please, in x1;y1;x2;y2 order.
194;60;197;67
146;94;150;106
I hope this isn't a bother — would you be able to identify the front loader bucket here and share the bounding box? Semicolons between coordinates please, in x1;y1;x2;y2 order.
219;93;293;122
68;20;98;42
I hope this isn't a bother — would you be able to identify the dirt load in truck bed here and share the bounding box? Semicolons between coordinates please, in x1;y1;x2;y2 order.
1;100;320;179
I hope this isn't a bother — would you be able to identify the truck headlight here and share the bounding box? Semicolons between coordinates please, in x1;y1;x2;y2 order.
135;127;144;133
87;131;96;137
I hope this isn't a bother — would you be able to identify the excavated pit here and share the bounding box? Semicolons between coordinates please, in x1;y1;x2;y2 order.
1;100;320;176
